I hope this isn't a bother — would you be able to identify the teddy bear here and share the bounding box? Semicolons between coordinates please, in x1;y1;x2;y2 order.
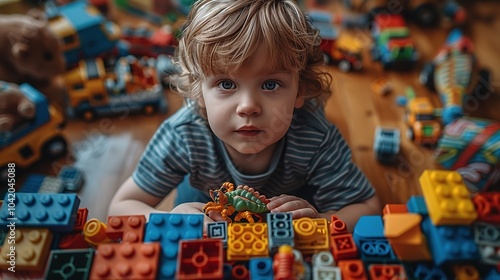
0;81;36;133
0;9;66;113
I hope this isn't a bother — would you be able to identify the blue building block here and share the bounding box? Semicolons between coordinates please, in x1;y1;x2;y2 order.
406;196;429;216
353;215;396;262
0;193;80;232
206;221;228;247
474;222;500;265
44;248;94;280
144;213;203;280
19;174;46;193
249;257;273;280
412;263;449;280
484;267;500;280
421;217;480;266
267;212;294;253
58;165;85;192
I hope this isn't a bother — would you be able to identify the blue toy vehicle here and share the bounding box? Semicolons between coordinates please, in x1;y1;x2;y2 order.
373;126;401;164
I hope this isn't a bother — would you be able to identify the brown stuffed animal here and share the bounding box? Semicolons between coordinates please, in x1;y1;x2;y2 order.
0;10;65;87
0;81;36;132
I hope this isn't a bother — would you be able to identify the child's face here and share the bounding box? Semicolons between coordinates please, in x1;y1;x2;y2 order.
199;46;304;156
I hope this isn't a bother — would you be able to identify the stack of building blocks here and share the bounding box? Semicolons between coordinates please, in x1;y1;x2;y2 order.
0;171;499;279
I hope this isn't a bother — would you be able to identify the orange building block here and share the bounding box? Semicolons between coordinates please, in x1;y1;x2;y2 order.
382;204;408;215
368;264;407;280
419;170;477;226
84;218;110;246
227;223;268;261
89;242;160;280
383;213;431;261
106;215;146;243
454;265;480;280
0;228;53;271
330;215;348;235
330;233;358;260
337;259;368;280
293;218;330;255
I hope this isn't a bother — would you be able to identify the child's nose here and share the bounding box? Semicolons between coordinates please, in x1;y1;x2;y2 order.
236;92;261;116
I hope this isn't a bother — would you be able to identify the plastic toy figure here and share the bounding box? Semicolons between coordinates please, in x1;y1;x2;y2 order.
0;10;65;87
203;182;270;223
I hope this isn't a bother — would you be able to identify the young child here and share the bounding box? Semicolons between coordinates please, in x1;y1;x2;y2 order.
109;0;381;231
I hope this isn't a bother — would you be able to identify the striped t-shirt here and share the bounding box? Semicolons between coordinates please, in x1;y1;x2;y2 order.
133;103;375;212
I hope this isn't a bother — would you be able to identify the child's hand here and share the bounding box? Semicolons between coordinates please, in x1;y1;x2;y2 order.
170;202;224;224
267;195;318;219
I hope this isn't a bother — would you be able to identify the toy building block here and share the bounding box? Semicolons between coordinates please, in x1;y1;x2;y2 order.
453;265;480;280
206;221;228;247
421;217;479;266
273;245;295;280
330;233;358;260
58;233;90;249
293;217;330;255
267;212;294;253
231;264;250;280
0;193;80;232
406;196;428;216
227;223;269;261
330;215;348;235
19;174;64;193
373;126;401;164
484;267;500;280
177;239;224;280
106;215;146;243
383;204;408;215
353;215;396;261
89;242;160;280
0;228;53;271
249;257;273;280
473;222;500;265
368;264;407;280
74;208;89;232
312;251;335;267
57;165;85;192
83;218;110;246
383;213;432;261
412;263;448;280
313;265;341;280
44;248;94;280
144;213;204;280
419;170;478;226
337;259;368;280
473;192;500;224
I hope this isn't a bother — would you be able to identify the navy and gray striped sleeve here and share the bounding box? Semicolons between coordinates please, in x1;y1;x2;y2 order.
133;121;190;197
307;126;376;212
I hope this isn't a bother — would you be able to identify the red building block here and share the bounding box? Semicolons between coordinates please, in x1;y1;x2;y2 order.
106;215;146;243
330;233;358;260
232;264;250;280
383;204;408;215
368;264;407;280
89;242;160;280
59;233;90;249
473;192;500;224
330;215;348;235
337;259;368;280
177;239;223;280
74;208;89;232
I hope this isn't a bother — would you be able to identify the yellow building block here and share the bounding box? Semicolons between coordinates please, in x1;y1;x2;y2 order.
0;228;52;271
384;213;432;261
419;170;477;226
227;223;268;261
293;217;330;255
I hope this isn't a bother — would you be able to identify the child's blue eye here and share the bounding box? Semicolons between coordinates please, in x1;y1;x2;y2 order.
218;80;236;90
262;81;279;91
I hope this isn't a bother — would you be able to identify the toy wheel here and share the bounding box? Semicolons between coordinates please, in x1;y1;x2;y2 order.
338;60;351;73
406;127;415;141
42;136;67;158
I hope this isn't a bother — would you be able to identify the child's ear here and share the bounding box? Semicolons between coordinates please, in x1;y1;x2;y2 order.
294;94;304;108
197;96;206;108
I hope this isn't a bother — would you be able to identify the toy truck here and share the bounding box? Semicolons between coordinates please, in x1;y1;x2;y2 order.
435;117;500;192
0;83;67;183
64;55;167;120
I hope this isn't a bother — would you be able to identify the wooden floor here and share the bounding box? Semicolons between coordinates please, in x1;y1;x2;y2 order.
9;1;500;221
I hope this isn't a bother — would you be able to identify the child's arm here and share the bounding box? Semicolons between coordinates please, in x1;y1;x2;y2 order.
267;194;381;232
108;177;166;218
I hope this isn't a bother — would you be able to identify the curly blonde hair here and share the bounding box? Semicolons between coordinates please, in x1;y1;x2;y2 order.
173;0;332;108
